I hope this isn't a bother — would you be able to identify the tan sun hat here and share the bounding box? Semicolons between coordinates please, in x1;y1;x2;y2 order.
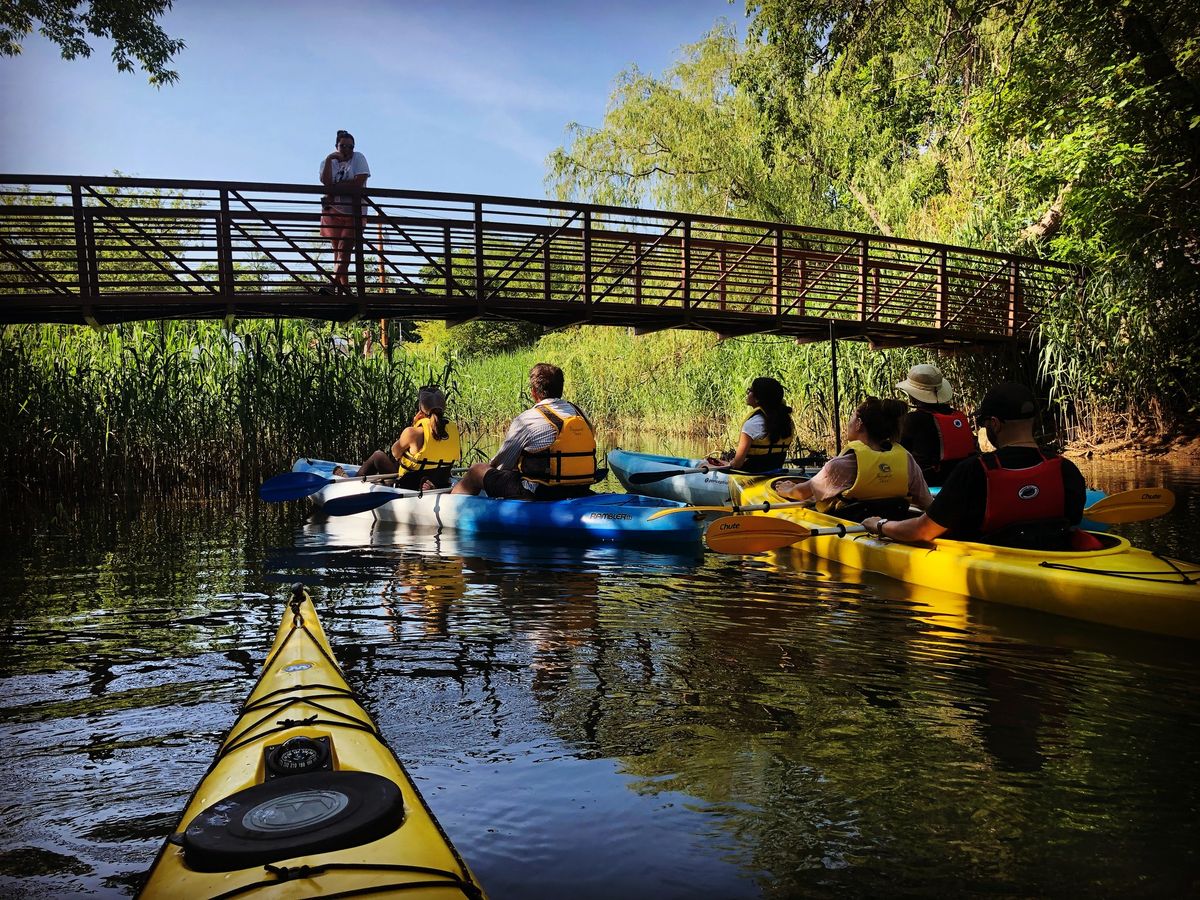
896;363;953;404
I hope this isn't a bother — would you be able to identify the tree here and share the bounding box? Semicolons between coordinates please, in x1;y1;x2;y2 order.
548;1;1199;431
0;0;185;85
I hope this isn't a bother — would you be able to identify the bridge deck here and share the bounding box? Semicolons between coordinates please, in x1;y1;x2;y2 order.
0;175;1079;347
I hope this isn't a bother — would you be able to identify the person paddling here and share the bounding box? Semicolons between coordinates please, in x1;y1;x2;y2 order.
351;386;459;490
895;363;977;486
774;397;932;520
452;363;601;501
862;383;1087;548
706;376;796;474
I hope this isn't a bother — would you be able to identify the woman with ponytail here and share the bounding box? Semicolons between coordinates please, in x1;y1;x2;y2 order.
775;397;932;521
354;385;461;489
708;376;796;473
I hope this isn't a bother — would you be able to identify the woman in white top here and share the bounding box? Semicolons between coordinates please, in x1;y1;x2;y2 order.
319;129;370;294
707;376;796;473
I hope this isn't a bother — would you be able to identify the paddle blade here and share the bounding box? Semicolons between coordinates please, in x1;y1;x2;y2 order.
321;491;399;516
647;505;732;521
705;515;808;554
321;487;453;517
259;471;330;502
1083;487;1175;524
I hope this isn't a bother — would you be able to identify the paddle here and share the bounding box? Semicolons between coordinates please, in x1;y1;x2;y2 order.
647;498;814;521
321;487;452;517
705;515;864;554
629;459;818;486
260;466;471;502
1080;487;1174;524
652;487;1175;525
260;470;410;502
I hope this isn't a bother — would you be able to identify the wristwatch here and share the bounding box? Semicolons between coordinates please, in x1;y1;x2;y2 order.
874;518;889;537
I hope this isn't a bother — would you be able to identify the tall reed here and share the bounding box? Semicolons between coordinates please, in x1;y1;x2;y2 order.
1;321;445;496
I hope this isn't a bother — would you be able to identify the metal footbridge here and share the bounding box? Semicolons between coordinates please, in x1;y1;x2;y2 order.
0;175;1080;347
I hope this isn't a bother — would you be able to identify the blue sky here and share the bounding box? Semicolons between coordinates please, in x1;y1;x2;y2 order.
1;0;742;199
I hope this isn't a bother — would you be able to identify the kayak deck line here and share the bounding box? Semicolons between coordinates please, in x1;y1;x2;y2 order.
1039;555;1200;585
139;584;486;899
203;861;484;900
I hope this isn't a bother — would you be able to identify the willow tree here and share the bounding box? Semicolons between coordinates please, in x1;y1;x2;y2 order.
548;2;1199;436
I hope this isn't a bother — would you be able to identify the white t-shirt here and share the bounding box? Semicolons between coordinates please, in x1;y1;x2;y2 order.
320;151;370;215
740;410;768;440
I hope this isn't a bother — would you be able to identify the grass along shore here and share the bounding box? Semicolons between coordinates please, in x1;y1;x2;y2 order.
4;317;1184;499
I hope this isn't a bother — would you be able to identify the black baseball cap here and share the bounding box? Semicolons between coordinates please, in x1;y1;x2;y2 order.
974;382;1037;424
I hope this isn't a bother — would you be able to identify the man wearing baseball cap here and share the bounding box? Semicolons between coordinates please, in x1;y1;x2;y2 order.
863;382;1086;549
895;363;977;486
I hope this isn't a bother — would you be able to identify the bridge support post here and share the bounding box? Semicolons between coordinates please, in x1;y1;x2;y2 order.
583;209;592;308
829;321;842;454
70;182;96;322
682;218;691;313
1007;259;1020;336
937;248;948;329
773;227;783;316
857;238;869;323
217;189;234;300
474;200;485;311
354;202;366;304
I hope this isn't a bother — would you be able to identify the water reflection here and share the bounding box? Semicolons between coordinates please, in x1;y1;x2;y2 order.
0;459;1197;898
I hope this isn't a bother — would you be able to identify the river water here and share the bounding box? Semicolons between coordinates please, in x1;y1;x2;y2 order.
1;456;1198;898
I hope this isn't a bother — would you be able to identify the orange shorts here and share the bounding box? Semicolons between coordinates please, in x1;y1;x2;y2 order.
320;213;355;240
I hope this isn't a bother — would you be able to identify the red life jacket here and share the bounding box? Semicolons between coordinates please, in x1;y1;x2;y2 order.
979;451;1066;535
930;410;976;470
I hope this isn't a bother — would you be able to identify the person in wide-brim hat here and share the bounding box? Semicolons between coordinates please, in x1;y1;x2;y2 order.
895;363;976;486
896;363;954;405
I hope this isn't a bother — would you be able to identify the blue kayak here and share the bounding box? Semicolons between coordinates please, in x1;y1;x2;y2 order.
292;459;705;545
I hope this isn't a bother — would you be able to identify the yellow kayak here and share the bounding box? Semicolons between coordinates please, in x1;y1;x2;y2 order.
139;584;485;899
731;477;1200;640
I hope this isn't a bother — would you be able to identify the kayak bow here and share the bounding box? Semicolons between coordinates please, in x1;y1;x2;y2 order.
139;584;485;899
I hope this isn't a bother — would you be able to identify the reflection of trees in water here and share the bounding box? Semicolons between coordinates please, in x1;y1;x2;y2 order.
475;552;1199;896
277;518;1200;895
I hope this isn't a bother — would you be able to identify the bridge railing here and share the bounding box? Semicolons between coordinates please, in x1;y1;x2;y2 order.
0;175;1080;341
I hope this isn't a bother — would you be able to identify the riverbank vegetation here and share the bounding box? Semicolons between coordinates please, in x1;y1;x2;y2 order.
0;321;451;495
5;1;1196;492
549;1;1198;443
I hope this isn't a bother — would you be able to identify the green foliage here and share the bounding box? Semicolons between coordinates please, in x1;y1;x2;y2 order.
546;0;1200;434
416;318;542;358
0;0;185;85
0;320;440;494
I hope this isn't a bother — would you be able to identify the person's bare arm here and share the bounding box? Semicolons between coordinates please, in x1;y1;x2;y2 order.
391;425;421;459
862;513;946;543
709;432;753;469
726;432;754;469
321;153;369;190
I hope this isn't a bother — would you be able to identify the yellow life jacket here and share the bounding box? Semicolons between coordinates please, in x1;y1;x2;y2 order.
518;403;598;486
741;407;793;469
816;440;911;513
398;417;461;475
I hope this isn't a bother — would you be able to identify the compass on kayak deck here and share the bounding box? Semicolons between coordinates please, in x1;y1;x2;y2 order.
265;735;331;778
